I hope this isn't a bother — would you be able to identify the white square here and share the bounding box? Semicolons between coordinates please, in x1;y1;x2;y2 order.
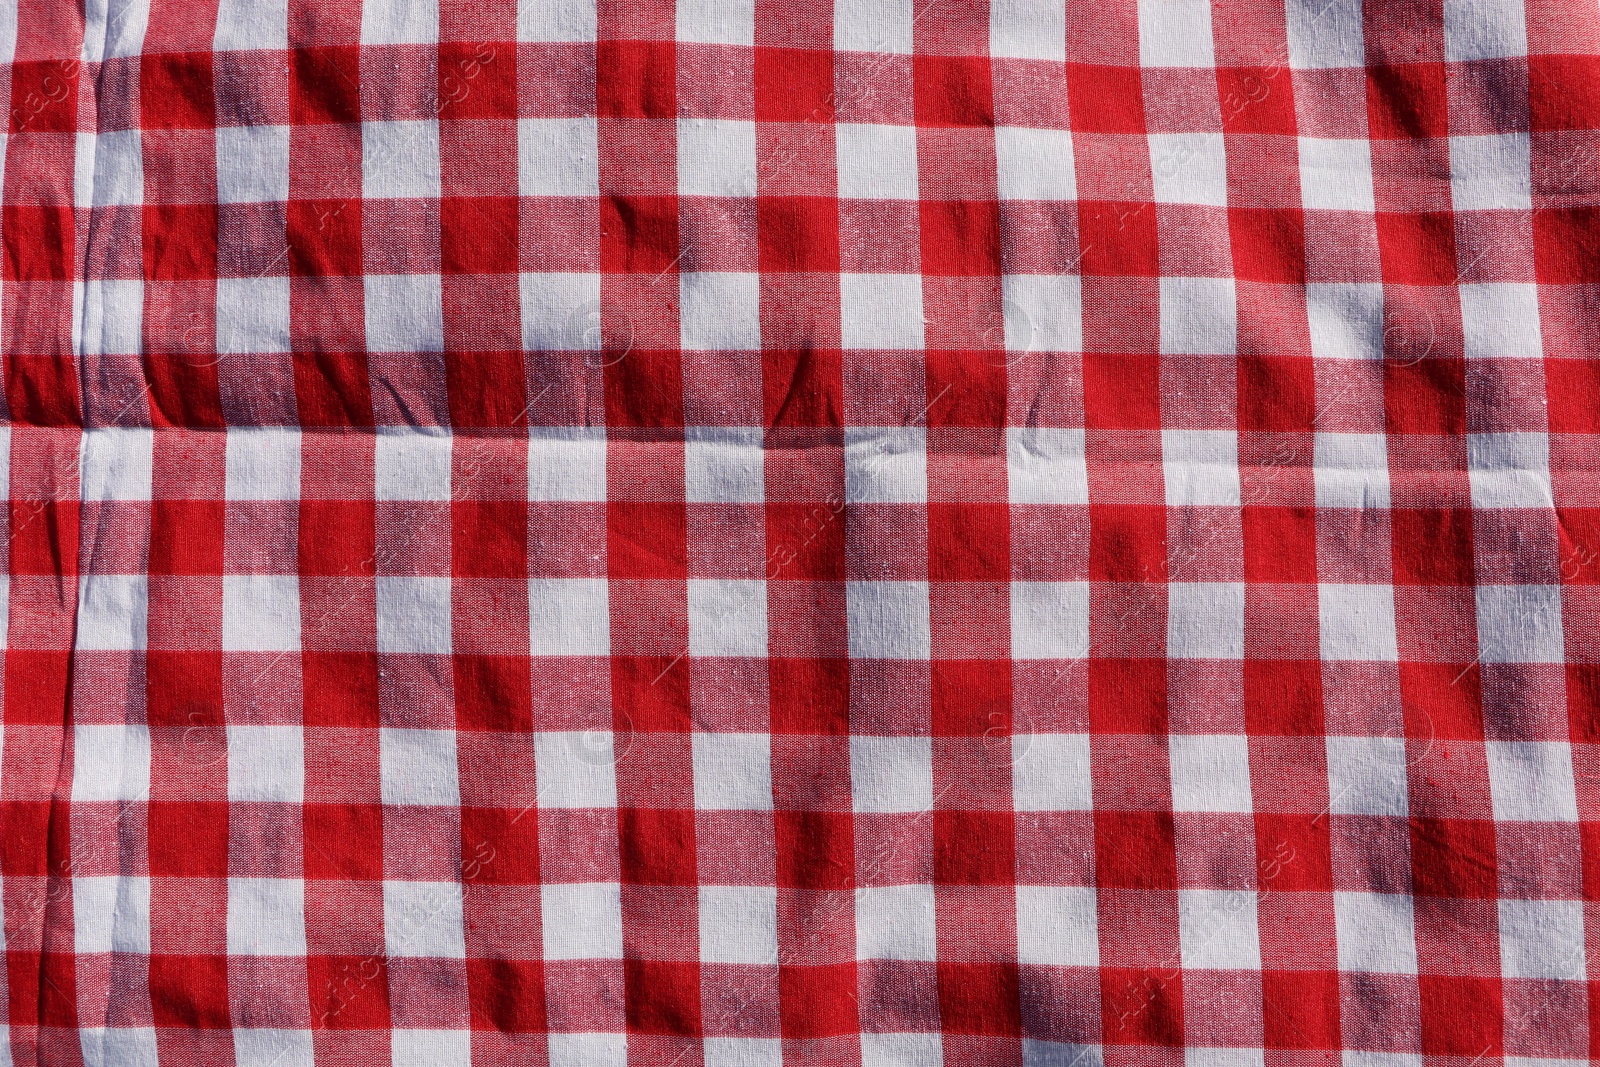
1002;274;1082;353
1169;734;1253;813
74;876;150;954
534;732;619;808
82;428;153;501
528;428;607;501
994;126;1074;202
519;118;599;197
1325;736;1409;817
360;0;438;44
379;728;461;807
686;428;765;504
392;1031;470;1067
1334;892;1417;974
1314;433;1391;509
840;273;924;350
218;276;291;354
846;427;926;504
1469;433;1551;509
1460;283;1543;359
226;427;301;499
1319;583;1400;662
1010;582;1090;661
234;1029;314;1067
862;1034;943;1067
77;576;147;652
1298;137;1376;212
850;735;933;813
216;125;290;204
1487;740;1579;822
1286;0;1363;68
834;0;914;53
214;0;287;50
520;273;602;351
1008;428;1089;506
530;578;611;656
693;732;773;811
677;0;754;44
541;882;622;960
1187;1050;1266;1067
549;1034;627;1067
78;279;142;356
1150;133;1228;208
375;428;452;502
1159;277;1236;356
222;575;301;653
1308;283;1385;360
855;884;937;961
990;0;1066;61
227;724;305;803
1163;429;1240;505
365;274;444;353
704;1038;784;1067
1450;133;1531;211
688;581;768;659
1476;585;1565;665
517;0;595;42
847;581;931;660
384;880;466;959
837;124;920;200
1178;889;1260;970
363;121;441;200
1138;0;1214;67
681;272;761;350
700;885;778;964
1168;583;1245;660
1016;885;1099;967
677;119;757;198
72;725;150;803
227;878;307;956
377;577;453;655
1443;0;1528;62
1499;900;1585;979
84;0;150;61
77;130;142;208
81;1028;159;1067
1012;733;1092;812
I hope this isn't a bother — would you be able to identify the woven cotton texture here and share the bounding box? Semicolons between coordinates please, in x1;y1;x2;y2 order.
2;0;1598;1063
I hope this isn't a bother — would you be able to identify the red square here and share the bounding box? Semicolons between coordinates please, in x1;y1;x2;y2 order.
149;501;225;575
9;500;80;576
9;61;77;133
1089;658;1168;735
1066;64;1145;134
1400;662;1484;741
310;954;391;1030
442;197;519;275
1546;360;1600;433
298;500;376;577
764;349;844;428
1410;818;1498;898
1367;63;1449;139
1229;208;1307;285
1218;67;1296;135
452;501;529;578
914;55;994;127
771;657;850;734
597;41;676;118
141;52;214;128
625;960;702;1035
287;199;364;277
8;951;78;1028
1418;975;1502;1057
928;503;1010;581
606;501;687;579
1261;970;1340;1048
932;660;1011;737
1237;355;1315;432
604;348;685;428
1083;355;1162;429
938;963;1022;1035
142;205;219;281
613;655;691;733
620;807;698;885
1253;814;1333;892
765;502;847;581
934;811;1015;884
779;963;858;1038
298;655;376;734
1078;201;1160;277
1376;212;1459;285
1094;810;1177;890
455;655;533;733
446;350;528;430
1391;508;1475;585
468;959;546;1032
294;351;373;427
460;808;540;884
1533;208;1600;284
148;801;229;877
438;42;517;120
1101;966;1184;1046
143;355;225;429
1383;358;1466;436
1244;660;1324;736
754;47;833;123
919;201;1002;276
1241;506;1318;583
600;196;679;275
145;650;223;728
776;811;854;891
1569;665;1600;745
304;803;386;880
1529;55;1600;132
1089;504;1168;583
759;197;840;274
3;206;75;281
290;46;363;125
150;955;230;1028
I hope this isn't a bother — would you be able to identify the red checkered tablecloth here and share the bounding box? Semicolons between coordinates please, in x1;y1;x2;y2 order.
2;0;1598;1063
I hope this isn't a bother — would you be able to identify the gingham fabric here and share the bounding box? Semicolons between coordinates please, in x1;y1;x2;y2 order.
1;0;1597;1063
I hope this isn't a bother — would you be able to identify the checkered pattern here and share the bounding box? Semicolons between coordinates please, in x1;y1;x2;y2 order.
1;0;1597;1063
